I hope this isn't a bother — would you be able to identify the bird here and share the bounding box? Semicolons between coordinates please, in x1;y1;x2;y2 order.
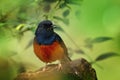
33;20;74;71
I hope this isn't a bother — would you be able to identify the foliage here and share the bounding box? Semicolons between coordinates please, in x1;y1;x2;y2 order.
95;52;120;62
84;37;119;65
0;0;82;79
0;0;118;65
0;0;82;40
84;37;113;49
0;0;119;80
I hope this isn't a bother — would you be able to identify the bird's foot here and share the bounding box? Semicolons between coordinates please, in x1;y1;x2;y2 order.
41;67;47;72
57;63;62;71
41;63;48;72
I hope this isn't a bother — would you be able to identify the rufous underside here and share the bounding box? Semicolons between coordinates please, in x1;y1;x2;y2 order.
33;41;64;63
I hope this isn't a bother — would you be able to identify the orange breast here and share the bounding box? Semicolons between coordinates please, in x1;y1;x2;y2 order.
33;41;64;63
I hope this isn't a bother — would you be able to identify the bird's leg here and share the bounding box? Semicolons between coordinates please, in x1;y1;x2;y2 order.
57;63;62;71
42;63;48;72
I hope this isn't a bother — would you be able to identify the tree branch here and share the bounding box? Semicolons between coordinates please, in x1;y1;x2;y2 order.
15;58;97;80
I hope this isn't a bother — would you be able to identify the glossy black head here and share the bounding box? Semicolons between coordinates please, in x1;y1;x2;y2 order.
39;20;53;28
35;20;56;44
35;20;54;37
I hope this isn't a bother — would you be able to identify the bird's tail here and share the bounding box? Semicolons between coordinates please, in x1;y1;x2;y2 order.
60;55;71;64
60;55;79;75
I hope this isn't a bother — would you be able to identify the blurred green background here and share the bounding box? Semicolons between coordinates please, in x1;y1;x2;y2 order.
0;0;120;80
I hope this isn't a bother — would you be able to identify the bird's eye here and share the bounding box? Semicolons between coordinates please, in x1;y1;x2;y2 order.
46;28;50;31
49;27;52;30
50;28;52;30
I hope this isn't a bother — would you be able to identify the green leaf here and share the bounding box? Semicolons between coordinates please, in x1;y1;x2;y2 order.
84;44;93;50
74;49;85;54
15;24;25;31
95;52;120;61
65;0;83;5
53;16;69;25
44;0;57;3
59;3;66;9
63;9;70;17
91;37;113;43
63;18;69;25
53;16;63;21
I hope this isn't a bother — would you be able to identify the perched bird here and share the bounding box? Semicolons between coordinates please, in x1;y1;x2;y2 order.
33;20;71;67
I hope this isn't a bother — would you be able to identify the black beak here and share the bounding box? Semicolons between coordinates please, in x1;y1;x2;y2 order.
52;25;64;31
52;25;58;29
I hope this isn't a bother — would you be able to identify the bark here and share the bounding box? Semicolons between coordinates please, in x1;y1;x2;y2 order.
15;58;97;80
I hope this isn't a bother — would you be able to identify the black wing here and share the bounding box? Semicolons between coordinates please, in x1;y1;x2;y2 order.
55;33;70;57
